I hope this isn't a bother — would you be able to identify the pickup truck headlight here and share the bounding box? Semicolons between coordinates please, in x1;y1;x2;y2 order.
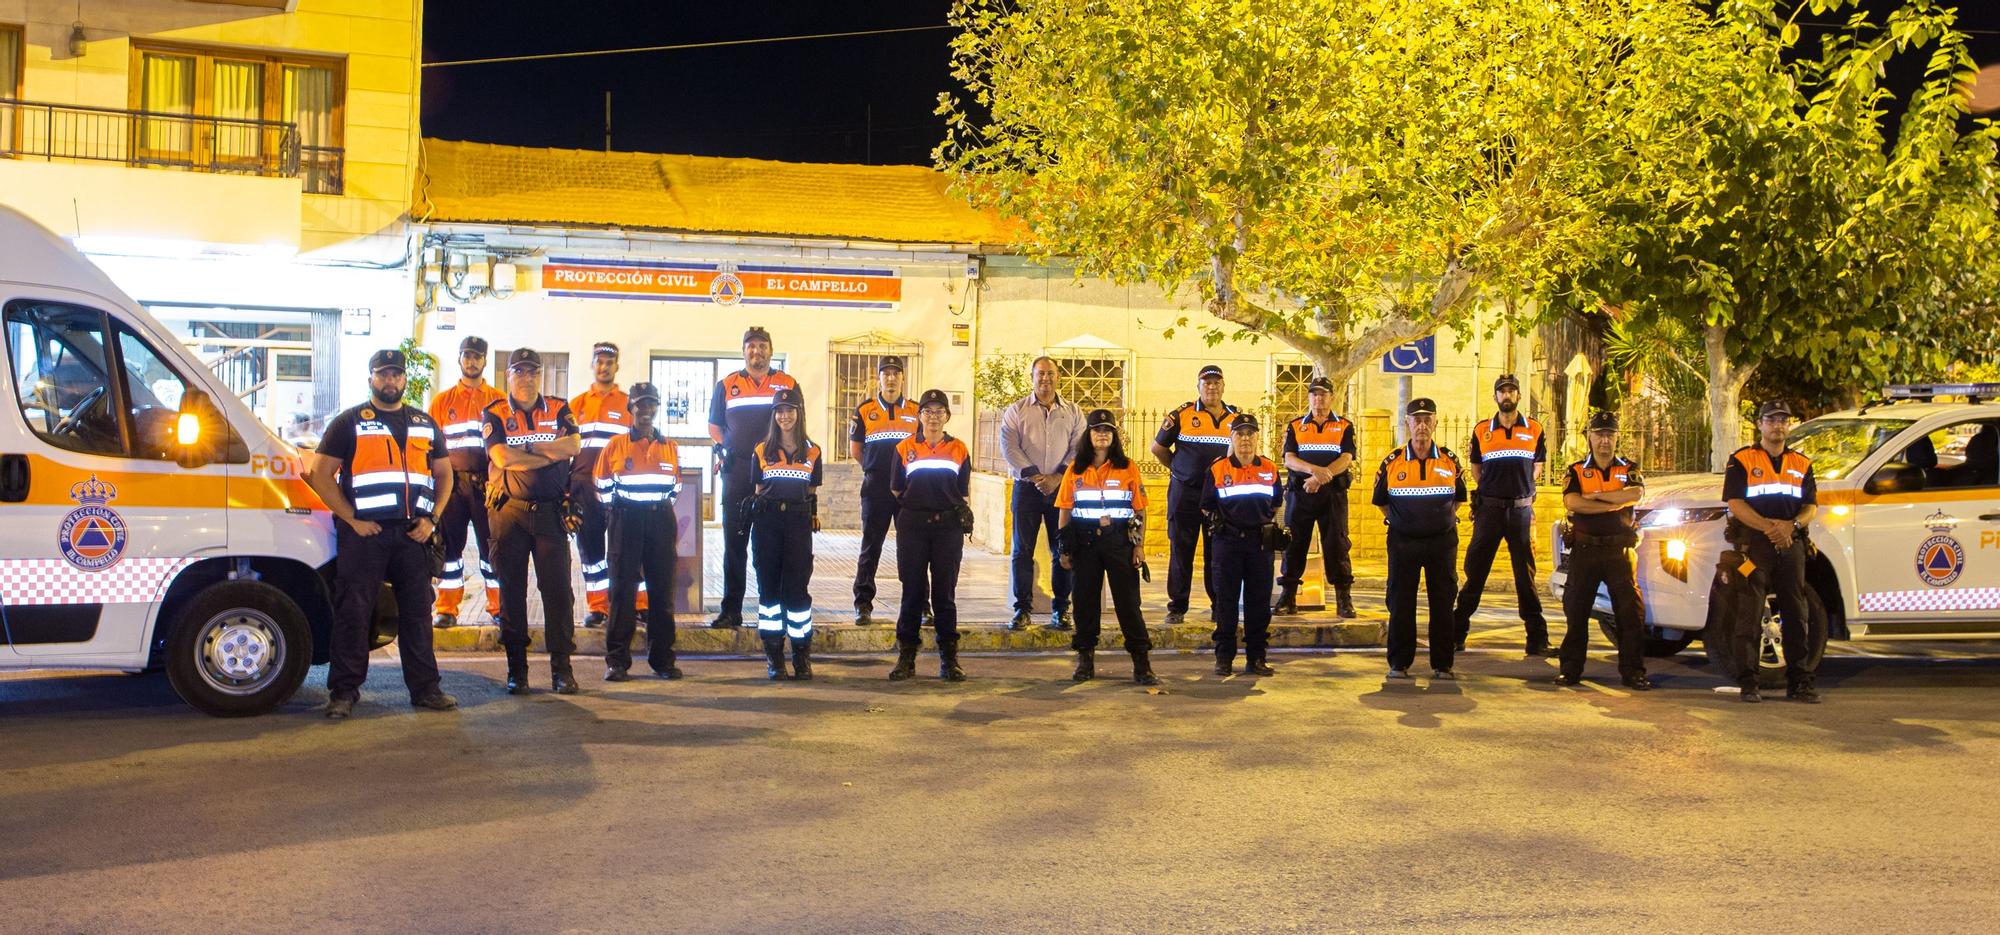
1660;537;1690;581
1640;506;1728;529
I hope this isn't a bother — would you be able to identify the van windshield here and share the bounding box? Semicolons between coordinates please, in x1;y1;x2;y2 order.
1786;418;1916;480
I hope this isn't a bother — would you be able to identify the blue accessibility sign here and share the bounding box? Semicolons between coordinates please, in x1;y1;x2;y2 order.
1380;336;1436;374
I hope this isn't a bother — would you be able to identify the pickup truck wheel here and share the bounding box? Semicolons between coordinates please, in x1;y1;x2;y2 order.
1644;631;1696;657
164;580;313;717
1750;603;1790;690
1595;616;1699;657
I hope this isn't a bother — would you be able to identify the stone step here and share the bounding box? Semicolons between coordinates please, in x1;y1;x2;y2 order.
431;619;1386;654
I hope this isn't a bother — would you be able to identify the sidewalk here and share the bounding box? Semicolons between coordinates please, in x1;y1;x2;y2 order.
431;526;1543;654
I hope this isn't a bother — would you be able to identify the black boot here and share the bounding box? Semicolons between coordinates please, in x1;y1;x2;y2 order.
505;644;531;695
1130;649;1161;686
1214;646;1236;676
762;636;789;681
790;636;814;681
1273;587;1297;616
1244;651;1275;677
1072;649;1095;682
939;641;966;681
1335;586;1356;619
653;650;683;680
550;656;579;695
888;642;919;681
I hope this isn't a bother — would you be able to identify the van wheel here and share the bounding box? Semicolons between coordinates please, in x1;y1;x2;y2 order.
164;581;312;717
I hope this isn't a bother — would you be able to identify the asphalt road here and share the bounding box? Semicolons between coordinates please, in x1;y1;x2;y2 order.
5;638;2000;934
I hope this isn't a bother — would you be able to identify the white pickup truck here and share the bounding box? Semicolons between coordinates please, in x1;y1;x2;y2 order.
1552;386;2000;680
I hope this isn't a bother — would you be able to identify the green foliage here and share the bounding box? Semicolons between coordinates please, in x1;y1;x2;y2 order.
398;337;438;408
938;0;1720;384
1602;315;1707;409
1568;0;2000;397
972;352;1035;408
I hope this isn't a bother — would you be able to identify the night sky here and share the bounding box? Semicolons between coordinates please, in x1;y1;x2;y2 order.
420;1;1999;167
421;0;956;165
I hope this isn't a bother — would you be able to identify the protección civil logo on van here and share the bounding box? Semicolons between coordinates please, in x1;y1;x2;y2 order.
59;475;128;571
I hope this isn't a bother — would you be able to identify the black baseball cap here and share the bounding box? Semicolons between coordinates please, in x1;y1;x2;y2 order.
1307;375;1335;393
1230;414;1260;433
1405;398;1438;416
917;388;950;412
1494;374;1520;392
771;387;803;410
458;335;488;354
878;356;904;373
743;326;773;346
1198;365;1224;380
1087;408;1118;429
508;348;543;371
628;382;662;405
368;349;406;373
1587;410;1619;432
1757;400;1795;420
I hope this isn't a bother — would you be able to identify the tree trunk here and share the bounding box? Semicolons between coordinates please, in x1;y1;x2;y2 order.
1204;253;1480;404
1704;323;1756;472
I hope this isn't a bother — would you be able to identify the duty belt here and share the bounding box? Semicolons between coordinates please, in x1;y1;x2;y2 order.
511;498;564;511
614;502;675;514
1216;523;1262;540
1569;531;1638;549
765;499;809;512
1478;494;1537;509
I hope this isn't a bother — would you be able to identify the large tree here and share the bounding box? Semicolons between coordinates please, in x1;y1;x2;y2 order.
1565;0;2000;468
936;0;1719;387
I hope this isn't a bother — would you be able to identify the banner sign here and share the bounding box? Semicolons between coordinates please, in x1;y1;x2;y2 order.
542;258;900;309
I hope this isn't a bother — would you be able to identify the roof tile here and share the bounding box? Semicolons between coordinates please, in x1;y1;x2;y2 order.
419;139;1018;246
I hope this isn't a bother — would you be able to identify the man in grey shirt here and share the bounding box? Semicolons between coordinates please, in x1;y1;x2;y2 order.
999;356;1086;630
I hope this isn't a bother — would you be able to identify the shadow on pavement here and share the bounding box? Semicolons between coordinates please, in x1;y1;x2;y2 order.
0;664;767;883
1356;677;1480;727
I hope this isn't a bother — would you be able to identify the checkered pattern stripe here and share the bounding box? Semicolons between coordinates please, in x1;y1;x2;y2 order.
1858;588;2000;614
0;557;195;606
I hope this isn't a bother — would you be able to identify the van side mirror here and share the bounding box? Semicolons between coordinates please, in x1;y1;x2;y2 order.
175;389;220;469
1864;462;1925;495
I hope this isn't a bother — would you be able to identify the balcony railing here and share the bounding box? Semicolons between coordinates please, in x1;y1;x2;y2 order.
0;98;343;195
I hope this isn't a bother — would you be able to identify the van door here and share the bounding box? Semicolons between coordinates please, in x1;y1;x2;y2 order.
0;293;229;661
1851;417;2000;632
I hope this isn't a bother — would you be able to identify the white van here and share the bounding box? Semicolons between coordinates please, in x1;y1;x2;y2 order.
0;206;389;716
1552;385;2000;677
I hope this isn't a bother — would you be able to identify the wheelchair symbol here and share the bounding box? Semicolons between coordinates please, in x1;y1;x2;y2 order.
1380;336;1437;374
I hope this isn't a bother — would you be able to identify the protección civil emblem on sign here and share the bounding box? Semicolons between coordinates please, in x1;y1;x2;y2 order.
59;475;128;571
1914;510;1965;588
710;265;744;307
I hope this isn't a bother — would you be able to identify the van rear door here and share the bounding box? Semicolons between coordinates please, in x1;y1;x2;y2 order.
0;290;228;662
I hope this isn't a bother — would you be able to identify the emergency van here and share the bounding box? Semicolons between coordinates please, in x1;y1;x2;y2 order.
1552;385;2000;680
0;206;389;716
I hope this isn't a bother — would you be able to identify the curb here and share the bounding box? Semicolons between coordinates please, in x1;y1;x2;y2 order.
429;619;1387;655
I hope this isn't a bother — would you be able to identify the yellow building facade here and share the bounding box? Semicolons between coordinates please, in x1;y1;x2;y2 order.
1;0;423;428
